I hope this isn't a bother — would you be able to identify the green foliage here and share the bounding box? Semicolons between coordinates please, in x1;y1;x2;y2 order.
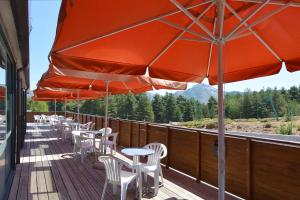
28;99;48;112
48;101;64;112
264;122;272;128
135;94;154;122
207;97;217;118
276;123;293;135
152;94;164;123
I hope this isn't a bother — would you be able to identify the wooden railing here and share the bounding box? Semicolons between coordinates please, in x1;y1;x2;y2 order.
27;111;300;200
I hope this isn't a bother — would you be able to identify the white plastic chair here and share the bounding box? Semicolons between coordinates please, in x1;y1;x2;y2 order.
33;115;40;123
62;123;73;141
99;155;137;200
141;143;167;195
73;133;93;163
79;121;93;131
99;127;112;135
100;133;118;155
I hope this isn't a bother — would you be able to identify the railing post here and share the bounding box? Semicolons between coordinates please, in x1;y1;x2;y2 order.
166;126;170;169
117;119;121;146
138;123;141;147
196;131;202;182
129;121;133;147
246;138;252;200
145;123;149;144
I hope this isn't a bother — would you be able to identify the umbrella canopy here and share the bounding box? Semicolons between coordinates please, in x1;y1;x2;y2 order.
33;86;105;100
38;64;188;93
48;1;300;199
50;0;300;83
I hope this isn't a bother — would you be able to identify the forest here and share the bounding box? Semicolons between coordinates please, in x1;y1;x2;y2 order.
27;85;300;123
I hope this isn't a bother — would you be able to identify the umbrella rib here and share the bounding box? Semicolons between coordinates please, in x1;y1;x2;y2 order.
206;18;217;77
148;3;215;68
158;18;212;42
55;0;212;53
225;3;282;61
170;0;215;39
230;2;292;40
225;0;270;40
232;0;300;7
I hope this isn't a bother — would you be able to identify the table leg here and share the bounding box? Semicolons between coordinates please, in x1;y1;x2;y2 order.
133;156;142;200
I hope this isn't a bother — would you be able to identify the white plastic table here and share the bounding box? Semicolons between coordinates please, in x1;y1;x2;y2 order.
121;148;155;199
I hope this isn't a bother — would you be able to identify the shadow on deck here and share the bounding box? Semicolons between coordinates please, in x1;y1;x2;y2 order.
8;124;240;200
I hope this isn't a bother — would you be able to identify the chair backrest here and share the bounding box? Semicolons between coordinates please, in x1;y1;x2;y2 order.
144;143;167;166
107;132;118;143
90;123;95;131
99;127;112;135
80;121;92;130
98;156;123;184
34;115;40;121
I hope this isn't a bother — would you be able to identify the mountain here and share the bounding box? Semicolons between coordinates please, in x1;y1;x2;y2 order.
175;84;217;104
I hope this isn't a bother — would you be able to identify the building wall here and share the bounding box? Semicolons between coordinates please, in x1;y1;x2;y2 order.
0;1;29;199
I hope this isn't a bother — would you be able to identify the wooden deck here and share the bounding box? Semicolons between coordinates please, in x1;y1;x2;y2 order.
8;124;240;200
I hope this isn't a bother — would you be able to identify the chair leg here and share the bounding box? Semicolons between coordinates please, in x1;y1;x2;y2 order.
159;166;164;186
121;183;128;200
112;185;117;194
154;170;159;195
143;172;148;184
101;180;108;200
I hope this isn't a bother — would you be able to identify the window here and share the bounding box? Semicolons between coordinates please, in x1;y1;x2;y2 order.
0;64;6;144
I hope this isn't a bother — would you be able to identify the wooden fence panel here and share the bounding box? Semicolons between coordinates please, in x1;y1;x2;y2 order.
168;128;198;177
119;121;131;147
139;123;147;147
251;141;300;200
131;122;140;147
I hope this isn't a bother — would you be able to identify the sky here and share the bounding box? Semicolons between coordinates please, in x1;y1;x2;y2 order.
29;0;300;94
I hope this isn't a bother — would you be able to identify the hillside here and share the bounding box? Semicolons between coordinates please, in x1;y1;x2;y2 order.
175;84;217;104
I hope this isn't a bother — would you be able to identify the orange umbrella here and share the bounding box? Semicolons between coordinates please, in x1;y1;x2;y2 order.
34;86;104;116
38;64;187;94
49;1;300;199
33;86;105;100
50;0;300;83
38;64;187;134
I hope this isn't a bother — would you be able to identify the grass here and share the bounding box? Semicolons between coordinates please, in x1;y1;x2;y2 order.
181;116;300;135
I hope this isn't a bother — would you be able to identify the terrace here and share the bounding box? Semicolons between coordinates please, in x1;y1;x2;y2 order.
8;111;300;200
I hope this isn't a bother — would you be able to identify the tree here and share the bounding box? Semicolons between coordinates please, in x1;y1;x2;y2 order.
135;94;154;121
207;97;217;118
152;94;164;123
80;99;105;115
163;93;178;122
28;99;48;112
48;101;64;112
183;100;194;121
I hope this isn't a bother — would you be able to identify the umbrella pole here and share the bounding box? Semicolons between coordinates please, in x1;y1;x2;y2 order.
77;89;79;126
54;99;57;115
103;81;109;154
217;1;225;200
64;98;67;117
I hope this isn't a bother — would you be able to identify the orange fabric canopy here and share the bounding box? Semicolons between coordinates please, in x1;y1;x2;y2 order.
50;0;300;84
38;64;187;94
33;87;105;101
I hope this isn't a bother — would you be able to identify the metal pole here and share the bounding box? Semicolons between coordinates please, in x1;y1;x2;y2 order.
64;98;67;117
77;89;79;124
217;0;225;199
104;81;109;134
54;99;57;115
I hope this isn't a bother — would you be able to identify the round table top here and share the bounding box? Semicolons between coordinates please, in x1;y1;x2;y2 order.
121;148;155;157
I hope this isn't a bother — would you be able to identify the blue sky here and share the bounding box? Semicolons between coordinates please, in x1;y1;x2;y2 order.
29;0;299;93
